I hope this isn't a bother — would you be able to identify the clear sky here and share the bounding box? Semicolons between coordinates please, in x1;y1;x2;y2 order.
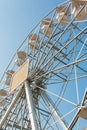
0;0;65;78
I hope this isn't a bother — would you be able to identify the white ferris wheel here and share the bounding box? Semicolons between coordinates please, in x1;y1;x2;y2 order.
0;0;87;130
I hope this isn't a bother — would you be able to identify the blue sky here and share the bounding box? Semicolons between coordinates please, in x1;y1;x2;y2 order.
0;0;65;78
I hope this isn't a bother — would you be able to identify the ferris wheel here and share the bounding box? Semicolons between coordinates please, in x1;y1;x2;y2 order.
0;0;87;130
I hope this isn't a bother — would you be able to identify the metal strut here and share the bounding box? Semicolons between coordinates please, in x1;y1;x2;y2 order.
25;80;39;130
0;87;23;128
41;91;67;130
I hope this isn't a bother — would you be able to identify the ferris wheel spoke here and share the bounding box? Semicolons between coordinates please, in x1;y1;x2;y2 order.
35;56;87;82
38;8;71;68
38;94;58;130
43;115;57;130
76;38;87;60
41;92;68;130
37;27;87;75
36;50;70;82
39;94;60;130
67;110;80;130
30;29;44;69
42;110;59;130
46;74;87;86
40;6;71;61
38;86;77;106
30;29;86;81
74;65;80;104
44;45;75;79
39;4;83;68
61;106;79;120
35;44;43;68
38;12;57;65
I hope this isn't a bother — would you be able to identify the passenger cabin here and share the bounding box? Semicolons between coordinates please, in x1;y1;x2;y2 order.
0;89;7;96
0;101;4;107
83;127;87;130
28;34;39;50
41;18;53;35
79;106;87;119
72;0;87;20
56;5;69;25
15;51;27;66
5;70;14;86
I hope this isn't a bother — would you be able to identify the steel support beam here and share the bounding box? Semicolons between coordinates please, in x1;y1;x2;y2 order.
67;111;80;130
0;87;23;128
41;91;67;130
68;89;87;130
25;80;39;130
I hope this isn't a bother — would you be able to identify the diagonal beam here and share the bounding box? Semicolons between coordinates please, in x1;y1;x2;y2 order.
68;89;87;130
67;110;80;130
0;87;23;128
41;91;67;130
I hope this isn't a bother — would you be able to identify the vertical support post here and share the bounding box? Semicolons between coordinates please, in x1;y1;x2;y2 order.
0;87;23;128
25;80;38;130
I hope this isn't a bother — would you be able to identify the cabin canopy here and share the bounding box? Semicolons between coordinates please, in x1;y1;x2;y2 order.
0;89;7;96
5;70;14;86
29;34;39;41
41;18;53;35
28;34;39;50
83;127;87;130
17;51;27;59
72;0;87;20
56;5;69;24
79;106;87;119
41;18;53;26
15;51;27;66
